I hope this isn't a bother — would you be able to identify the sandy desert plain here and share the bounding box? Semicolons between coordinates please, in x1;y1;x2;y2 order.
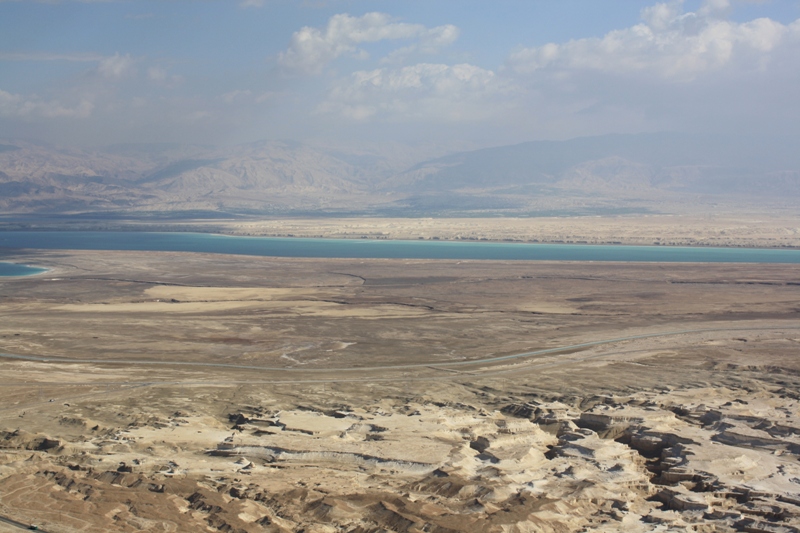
1;219;800;532
215;213;800;249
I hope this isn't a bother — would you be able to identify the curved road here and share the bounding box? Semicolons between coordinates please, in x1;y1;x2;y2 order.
1;325;798;378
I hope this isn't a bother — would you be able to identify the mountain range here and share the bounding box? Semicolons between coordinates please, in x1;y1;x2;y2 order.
1;133;798;217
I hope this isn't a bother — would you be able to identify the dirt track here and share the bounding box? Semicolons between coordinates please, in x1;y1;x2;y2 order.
1;248;799;532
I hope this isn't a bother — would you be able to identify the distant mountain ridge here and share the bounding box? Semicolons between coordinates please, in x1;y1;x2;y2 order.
0;134;798;216
0;140;376;214
387;133;800;195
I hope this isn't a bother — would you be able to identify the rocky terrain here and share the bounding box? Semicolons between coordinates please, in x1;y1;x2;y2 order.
0;249;799;531
2;382;800;532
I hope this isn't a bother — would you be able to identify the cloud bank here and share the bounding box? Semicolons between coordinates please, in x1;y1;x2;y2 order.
278;12;459;75
0;89;93;118
508;2;799;81
320;63;511;122
2;0;799;145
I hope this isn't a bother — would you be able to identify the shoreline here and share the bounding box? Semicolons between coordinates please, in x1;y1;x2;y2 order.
211;231;800;250
0;261;48;278
1;212;799;250
2;232;800;264
2;227;800;251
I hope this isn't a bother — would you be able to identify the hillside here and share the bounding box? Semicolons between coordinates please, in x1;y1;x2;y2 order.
388;133;800;195
1;134;798;217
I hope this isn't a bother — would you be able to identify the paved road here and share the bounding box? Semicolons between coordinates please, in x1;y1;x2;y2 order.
0;514;48;532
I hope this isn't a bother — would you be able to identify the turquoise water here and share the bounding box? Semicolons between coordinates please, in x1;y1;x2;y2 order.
1;231;800;263
0;261;46;277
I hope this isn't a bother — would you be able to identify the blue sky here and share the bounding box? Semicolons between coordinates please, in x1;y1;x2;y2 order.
1;0;799;146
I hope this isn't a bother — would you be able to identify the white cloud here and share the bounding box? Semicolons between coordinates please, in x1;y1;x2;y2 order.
320;63;513;122
0;51;150;84
97;52;136;79
492;1;800;141
698;0;731;16
380;23;460;64
187;110;212;121
278;12;459;74
239;0;264;7
147;66;167;82
221;89;253;103
219;89;279;106
147;66;182;87
508;1;800;81
0;89;93;118
0;90;22;112
255;92;276;103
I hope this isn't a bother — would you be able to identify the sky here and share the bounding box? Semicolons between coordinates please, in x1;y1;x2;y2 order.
1;0;799;147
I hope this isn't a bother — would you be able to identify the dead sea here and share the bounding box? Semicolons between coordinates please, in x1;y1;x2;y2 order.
2;231;800;262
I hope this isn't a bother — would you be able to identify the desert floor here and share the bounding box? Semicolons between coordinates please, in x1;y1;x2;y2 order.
0;247;799;532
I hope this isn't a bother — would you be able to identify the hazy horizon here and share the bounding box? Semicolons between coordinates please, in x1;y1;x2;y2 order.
2;0;800;147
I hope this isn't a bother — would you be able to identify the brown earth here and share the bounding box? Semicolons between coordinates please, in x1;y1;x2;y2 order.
1;248;799;532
